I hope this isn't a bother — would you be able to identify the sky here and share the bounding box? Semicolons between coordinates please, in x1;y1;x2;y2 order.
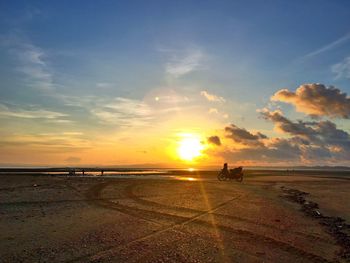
0;0;350;167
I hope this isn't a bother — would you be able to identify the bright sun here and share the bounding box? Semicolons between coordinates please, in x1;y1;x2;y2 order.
177;135;204;161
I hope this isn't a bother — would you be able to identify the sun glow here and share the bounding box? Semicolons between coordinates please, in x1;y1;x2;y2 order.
177;135;204;161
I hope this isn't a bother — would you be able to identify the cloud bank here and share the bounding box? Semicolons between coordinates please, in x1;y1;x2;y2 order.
271;83;350;118
210;114;350;164
209;83;350;165
225;124;266;146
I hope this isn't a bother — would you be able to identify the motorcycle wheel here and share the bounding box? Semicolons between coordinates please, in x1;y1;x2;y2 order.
217;172;226;181
236;173;243;182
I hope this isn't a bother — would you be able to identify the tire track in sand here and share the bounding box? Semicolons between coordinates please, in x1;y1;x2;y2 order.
125;182;334;245
69;181;332;263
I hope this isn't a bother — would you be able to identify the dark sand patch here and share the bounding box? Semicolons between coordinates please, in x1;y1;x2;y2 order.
281;187;350;261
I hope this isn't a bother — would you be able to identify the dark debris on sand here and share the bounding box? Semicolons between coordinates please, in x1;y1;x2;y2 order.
281;186;350;261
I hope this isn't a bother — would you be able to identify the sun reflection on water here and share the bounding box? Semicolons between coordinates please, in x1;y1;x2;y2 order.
173;176;198;181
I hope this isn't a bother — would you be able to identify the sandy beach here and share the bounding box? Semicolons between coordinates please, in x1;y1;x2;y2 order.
1;172;349;262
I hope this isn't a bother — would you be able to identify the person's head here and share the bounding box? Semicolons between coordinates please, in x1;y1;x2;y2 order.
224;163;228;168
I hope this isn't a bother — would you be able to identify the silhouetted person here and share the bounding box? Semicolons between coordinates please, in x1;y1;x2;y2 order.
222;163;229;176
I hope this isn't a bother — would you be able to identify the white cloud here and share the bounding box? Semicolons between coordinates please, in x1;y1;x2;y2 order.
62;132;84;136
0;103;68;120
301;32;350;60
200;90;225;102
22;47;46;65
96;82;115;88
165;48;204;78
0;131;91;152
51;94;156;127
91;97;153;126
332;56;350;79
209;108;219;114
0;35;56;91
46;119;74;124
208;108;229;119
16;43;56;91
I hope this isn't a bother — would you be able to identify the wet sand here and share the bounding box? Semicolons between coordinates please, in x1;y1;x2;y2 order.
0;172;349;262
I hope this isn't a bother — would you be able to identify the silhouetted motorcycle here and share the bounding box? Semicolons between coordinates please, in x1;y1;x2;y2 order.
217;167;243;182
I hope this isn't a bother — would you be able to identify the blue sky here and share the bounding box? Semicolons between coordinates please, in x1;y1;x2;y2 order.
1;1;350;166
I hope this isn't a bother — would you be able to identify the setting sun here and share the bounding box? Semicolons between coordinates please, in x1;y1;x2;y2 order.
177;135;204;161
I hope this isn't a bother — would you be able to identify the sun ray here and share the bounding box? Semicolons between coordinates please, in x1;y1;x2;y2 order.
195;170;228;261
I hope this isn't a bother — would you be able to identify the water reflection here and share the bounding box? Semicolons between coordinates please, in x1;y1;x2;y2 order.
172;176;198;181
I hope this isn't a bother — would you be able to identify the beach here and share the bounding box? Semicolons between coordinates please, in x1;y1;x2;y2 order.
1;171;349;262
